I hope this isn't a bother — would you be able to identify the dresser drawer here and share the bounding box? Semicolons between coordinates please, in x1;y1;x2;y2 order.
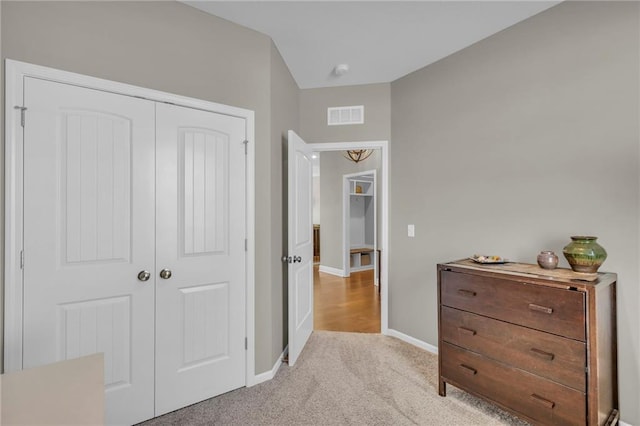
441;306;586;391
440;271;586;341
441;342;585;426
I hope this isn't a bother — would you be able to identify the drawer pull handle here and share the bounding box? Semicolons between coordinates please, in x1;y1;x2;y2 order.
458;326;477;336
530;347;555;361
459;364;477;375
528;303;553;314
457;289;477;297
530;393;555;409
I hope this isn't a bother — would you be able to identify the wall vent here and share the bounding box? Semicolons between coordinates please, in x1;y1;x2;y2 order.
327;105;364;126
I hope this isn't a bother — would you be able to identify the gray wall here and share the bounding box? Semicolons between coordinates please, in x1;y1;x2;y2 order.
300;83;391;143
319;151;381;271
390;2;639;423
0;0;296;375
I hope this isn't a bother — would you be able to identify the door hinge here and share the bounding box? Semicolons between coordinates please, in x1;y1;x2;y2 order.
245;337;248;350
20;250;24;269
243;140;248;155
245;239;248;251
14;106;27;127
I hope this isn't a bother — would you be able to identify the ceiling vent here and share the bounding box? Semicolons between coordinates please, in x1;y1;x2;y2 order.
327;105;364;126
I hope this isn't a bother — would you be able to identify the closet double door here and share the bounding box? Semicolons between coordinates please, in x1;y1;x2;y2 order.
21;77;246;425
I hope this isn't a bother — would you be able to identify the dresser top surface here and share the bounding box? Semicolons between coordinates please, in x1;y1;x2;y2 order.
440;259;616;288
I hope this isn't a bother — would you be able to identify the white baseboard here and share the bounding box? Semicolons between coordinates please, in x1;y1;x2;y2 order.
251;345;288;386
350;265;374;273
318;265;346;277
386;328;438;355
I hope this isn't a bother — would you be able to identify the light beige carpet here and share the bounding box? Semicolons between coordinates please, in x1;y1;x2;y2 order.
141;331;529;425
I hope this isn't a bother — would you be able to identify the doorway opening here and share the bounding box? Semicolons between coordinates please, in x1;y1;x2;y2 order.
286;134;388;365
309;142;388;335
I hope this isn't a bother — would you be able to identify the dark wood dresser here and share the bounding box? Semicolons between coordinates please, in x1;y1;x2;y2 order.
438;260;618;426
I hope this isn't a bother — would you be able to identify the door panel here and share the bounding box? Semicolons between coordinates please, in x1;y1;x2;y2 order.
61;110;132;264
22;77;156;425
154;103;246;416
180;282;230;367
58;296;132;390
180;128;229;256
295;263;312;329
287;130;314;366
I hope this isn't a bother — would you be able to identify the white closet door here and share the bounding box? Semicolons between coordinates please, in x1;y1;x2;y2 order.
22;77;156;425
154;103;246;415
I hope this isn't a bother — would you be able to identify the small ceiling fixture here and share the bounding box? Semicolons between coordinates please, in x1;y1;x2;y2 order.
344;149;373;163
333;63;349;76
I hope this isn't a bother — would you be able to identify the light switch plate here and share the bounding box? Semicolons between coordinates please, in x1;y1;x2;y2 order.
408;224;415;237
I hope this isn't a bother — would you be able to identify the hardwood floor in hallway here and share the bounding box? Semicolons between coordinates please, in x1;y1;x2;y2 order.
313;265;381;333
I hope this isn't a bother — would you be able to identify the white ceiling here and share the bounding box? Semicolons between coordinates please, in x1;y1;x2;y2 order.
184;1;561;89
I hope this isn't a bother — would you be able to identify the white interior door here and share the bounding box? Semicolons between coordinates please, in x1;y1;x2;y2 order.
154;104;247;415
287;130;314;366
22;77;156;425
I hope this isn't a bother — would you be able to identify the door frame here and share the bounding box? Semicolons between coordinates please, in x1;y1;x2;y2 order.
310;141;389;334
3;59;257;384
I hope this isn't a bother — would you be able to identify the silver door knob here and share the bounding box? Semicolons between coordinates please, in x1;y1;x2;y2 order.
160;269;172;279
137;270;151;282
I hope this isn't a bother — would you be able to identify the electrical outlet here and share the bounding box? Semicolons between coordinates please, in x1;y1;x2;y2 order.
408;224;415;237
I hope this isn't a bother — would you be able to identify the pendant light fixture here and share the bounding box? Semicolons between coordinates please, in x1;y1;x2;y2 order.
344;149;373;163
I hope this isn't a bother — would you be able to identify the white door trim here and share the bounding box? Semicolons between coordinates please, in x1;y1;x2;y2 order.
309;141;389;334
3;59;257;385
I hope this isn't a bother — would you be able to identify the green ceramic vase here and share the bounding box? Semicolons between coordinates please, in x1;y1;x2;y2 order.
562;236;607;273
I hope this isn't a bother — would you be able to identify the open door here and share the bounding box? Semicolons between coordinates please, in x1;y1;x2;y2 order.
287;130;314;366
